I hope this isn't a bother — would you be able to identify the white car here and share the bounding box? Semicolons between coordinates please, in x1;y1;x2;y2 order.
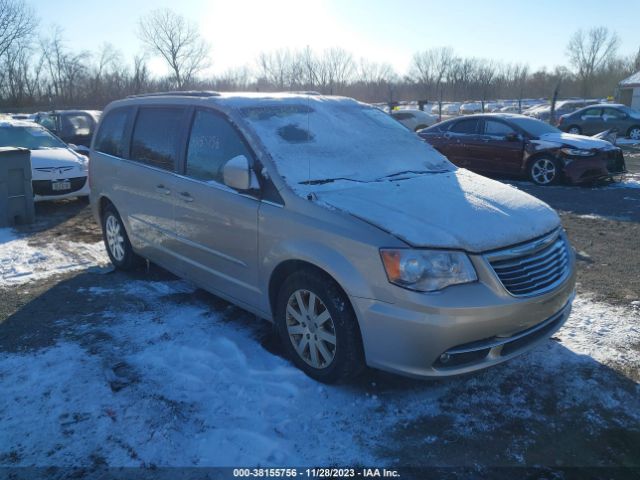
0;120;89;202
390;109;438;131
432;103;461;115
460;102;483;114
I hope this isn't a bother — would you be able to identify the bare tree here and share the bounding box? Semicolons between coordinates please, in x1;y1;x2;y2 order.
408;47;454;100
567;26;619;96
0;0;37;59
138;8;210;88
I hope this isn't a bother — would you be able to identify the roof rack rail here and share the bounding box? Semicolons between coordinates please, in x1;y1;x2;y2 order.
126;91;221;99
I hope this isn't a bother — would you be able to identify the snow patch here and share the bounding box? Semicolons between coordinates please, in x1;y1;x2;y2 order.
0;229;109;285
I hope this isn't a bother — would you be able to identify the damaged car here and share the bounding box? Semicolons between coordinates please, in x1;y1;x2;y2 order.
419;113;626;185
90;92;576;383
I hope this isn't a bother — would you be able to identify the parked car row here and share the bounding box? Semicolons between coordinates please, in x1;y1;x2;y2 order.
418;113;626;185
87;91;577;383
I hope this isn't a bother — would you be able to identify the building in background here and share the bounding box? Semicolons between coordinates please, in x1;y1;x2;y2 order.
619;71;640;109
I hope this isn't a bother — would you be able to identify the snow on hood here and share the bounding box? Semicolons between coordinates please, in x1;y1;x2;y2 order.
315;169;560;252
537;132;614;150
29;148;86;169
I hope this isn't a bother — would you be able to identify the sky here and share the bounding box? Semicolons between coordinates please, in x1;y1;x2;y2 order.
34;0;640;77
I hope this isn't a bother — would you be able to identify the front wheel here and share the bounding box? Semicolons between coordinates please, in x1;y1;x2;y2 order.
567;125;581;135
275;270;365;383
102;204;141;270
529;157;561;186
628;126;640;141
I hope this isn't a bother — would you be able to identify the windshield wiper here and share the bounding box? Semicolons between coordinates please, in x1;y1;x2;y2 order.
378;169;449;180
299;177;367;185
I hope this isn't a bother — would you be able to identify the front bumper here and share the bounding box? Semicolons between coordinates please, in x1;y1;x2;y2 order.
33;175;90;202
561;149;626;184
350;241;577;378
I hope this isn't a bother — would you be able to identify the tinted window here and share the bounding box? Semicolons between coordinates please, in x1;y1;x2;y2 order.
131;107;185;171
449;119;479;134
484;120;515;136
392;112;413;120
95;109;129;157
186;110;253;184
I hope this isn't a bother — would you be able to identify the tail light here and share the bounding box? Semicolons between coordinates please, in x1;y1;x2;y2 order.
558;116;564;126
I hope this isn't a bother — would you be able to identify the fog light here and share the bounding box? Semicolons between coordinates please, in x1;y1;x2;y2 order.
439;353;451;364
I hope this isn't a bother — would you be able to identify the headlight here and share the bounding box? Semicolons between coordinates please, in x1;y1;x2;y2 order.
380;249;477;292
560;148;595;157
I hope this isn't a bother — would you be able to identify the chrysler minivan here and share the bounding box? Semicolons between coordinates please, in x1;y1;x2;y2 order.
90;92;576;383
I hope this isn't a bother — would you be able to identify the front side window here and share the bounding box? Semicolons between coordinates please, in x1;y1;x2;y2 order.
450;119;479;134
186;110;253;184
94;109;129;157
62;114;93;136
484;120;515;136
602;108;626;119
130;107;185;171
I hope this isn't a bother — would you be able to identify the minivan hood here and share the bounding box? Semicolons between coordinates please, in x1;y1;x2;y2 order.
537;132;612;150
29;148;85;168
315;169;560;252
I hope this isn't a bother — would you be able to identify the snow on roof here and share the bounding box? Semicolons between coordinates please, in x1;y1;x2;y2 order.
620;71;640;87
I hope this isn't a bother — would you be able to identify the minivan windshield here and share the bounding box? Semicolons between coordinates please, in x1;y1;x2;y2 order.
238;97;453;188
509;117;561;137
0;125;67;150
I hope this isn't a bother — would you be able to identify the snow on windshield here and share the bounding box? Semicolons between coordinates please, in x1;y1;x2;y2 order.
238;96;452;189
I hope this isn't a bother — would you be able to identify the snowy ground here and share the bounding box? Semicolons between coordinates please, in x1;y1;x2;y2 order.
0;227;108;285
0;228;639;470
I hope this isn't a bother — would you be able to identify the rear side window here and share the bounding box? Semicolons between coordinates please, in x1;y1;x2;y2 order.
449;118;479;134
95;109;129;157
581;108;602;117
484;120;515;136
131;107;185;171
392;112;413;120
185;110;253;184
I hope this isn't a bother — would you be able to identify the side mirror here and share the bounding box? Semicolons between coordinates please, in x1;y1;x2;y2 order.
222;155;258;191
505;132;520;142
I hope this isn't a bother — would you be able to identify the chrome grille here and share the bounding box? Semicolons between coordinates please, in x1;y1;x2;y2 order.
486;230;571;297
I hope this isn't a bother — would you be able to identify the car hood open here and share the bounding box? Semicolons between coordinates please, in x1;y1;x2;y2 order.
537;132;613;150
314;169;560;253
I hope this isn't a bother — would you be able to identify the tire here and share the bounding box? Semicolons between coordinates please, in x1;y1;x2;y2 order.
101;204;141;270
528;156;561;186
628;126;640;141
567;125;581;135
275;270;365;383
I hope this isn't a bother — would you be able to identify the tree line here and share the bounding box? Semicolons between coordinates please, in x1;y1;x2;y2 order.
1;0;639;111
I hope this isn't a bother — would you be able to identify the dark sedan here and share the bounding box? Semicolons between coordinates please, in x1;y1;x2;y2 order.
558;104;640;139
418;114;626;186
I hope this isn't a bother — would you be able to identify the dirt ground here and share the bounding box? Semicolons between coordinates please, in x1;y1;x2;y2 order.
0;146;639;474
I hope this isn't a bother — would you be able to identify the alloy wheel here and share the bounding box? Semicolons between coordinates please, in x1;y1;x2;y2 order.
285;289;337;369
105;215;125;262
531;158;557;185
630;128;640;141
568;127;580;134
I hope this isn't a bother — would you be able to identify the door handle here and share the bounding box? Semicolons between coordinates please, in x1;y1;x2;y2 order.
179;192;194;203
155;184;171;195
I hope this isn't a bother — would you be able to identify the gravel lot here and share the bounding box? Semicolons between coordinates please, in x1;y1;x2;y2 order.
1;146;639;475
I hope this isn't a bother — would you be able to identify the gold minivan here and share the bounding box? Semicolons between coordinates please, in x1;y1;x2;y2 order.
90;91;576;383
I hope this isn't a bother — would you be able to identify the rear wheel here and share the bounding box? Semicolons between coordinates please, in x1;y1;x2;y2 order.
275;270;365;383
567;125;581;135
102;204;141;270
529;156;561;186
628;126;640;141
